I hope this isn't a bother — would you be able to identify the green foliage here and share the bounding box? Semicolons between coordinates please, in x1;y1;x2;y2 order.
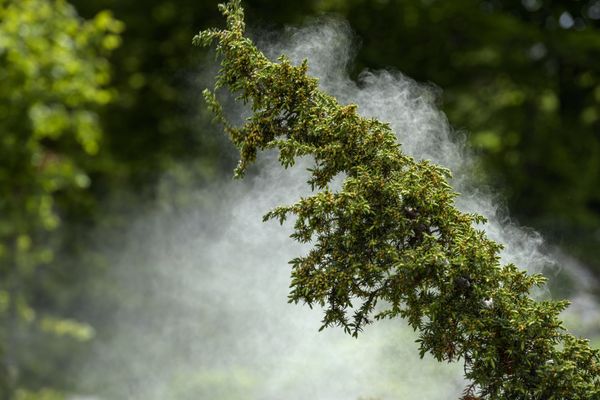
69;0;318;184
195;1;600;398
312;0;600;271
0;0;121;395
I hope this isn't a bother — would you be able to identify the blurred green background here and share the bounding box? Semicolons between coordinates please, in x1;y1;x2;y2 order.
1;0;599;398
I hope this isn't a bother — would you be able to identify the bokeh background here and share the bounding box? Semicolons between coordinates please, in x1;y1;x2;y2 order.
1;0;599;398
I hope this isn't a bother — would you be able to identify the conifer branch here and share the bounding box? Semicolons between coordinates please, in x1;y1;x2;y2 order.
194;2;600;397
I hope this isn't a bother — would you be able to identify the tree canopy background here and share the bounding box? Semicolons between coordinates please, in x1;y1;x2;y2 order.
1;0;599;398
